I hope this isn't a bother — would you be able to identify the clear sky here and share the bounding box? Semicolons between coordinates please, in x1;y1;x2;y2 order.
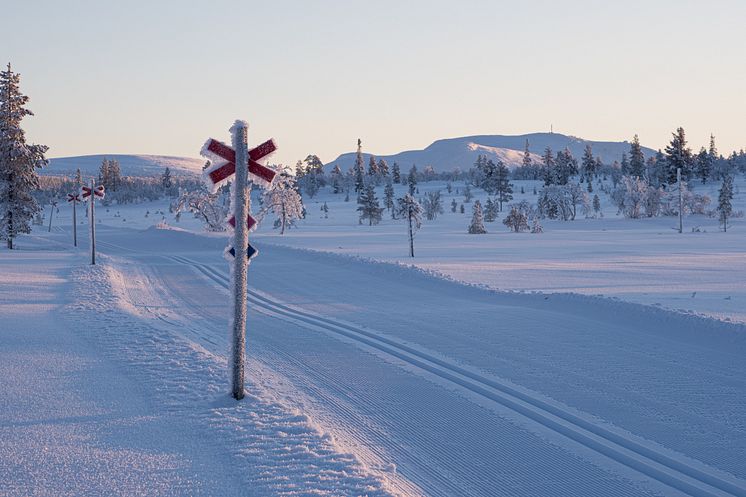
3;0;745;165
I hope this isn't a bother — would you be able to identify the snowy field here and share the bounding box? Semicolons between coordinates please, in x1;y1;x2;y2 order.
2;176;744;496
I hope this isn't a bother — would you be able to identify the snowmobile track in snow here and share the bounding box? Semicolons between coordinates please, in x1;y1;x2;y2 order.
167;254;746;497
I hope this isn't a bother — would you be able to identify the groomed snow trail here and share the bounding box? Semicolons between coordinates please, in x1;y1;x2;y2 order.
95;226;746;497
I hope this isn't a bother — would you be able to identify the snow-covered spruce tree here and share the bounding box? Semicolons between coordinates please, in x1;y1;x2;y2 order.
503;206;529;233
450;198;457;213
330;164;343;193
161;166;173;189
463;184;472;203
407;165;418;195
542;146;555;185
718;175;733;232
483;198;498;222
581;144;596;180
357;184;383;226
0;64;48;249
695;147;712;185
530;217;543;233
384;180;395;216
354;139;365;194
422;190;444;221
468;199;487;234
378;159;389;179
396;193;422;257
392;162;401;184
629;135;646;179
495;161;513;211
593;194;602;217
664;127;693;184
262;169;304;234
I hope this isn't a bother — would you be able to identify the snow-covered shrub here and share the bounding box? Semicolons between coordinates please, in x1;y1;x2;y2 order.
173;188;228;231
538;184;585;220
503;207;529;232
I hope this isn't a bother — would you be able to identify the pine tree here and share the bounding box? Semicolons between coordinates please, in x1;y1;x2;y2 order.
542;147;555;185
392;162;401;183
368;155;379;178
664;127;693;184
407;165;418;195
108;159;121;191
695;147;712;184
629;135;645;179
523;139;532;169
593;194;602;217
463;184;472;202
483;198;498;222
718;175;733;232
377;158;389;178
396;193;422;257
495;161;513;210
620;152;630;176
74;167;82;188
422;191;444;221
581;144;596;180
0;64;48;249
384;180;395;214
468;199;487;234
357;184;383;226
162;166;173;189
354;138;365;193
450;198;457;212
330;165;343;193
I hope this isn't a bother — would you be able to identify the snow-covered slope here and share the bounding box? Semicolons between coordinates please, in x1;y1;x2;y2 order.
326;133;658;172
45;154;204;177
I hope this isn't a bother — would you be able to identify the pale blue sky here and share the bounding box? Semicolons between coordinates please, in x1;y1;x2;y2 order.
3;0;745;165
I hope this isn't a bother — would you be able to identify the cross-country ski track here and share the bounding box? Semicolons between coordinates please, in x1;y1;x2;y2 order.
86;225;746;497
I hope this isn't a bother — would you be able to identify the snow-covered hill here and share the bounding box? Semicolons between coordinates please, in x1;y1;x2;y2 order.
326;133;658;172
45;154;204;178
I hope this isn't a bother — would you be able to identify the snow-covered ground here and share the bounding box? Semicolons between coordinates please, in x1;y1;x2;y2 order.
3;175;745;496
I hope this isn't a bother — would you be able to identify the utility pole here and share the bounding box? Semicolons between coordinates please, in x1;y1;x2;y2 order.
230;121;250;400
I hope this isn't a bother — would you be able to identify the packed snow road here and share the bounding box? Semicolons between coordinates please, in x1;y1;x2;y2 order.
93;225;746;497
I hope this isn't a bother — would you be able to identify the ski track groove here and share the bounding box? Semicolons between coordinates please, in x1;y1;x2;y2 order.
167;254;746;497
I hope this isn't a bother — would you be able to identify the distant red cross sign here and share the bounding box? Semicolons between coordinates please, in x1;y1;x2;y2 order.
81;185;105;200
203;138;277;188
67;193;81;203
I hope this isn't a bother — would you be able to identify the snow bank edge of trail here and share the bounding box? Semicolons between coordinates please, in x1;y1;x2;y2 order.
64;257;398;497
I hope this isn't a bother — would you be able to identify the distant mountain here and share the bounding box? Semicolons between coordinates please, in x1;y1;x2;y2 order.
325;133;657;173
44;154;204;177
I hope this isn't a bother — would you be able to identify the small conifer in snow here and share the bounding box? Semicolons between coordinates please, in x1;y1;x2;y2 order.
357;184;383;226
468;200;487;234
718;175;733;232
396;193;422;257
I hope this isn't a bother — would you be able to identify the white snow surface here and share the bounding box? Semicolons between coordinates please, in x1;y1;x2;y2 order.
45;154;204;177
2;174;746;496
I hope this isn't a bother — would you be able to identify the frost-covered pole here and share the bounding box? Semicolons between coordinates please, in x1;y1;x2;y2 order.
677;167;682;234
408;209;414;257
90;179;96;265
72;198;77;247
230;121;249;400
47;201;55;232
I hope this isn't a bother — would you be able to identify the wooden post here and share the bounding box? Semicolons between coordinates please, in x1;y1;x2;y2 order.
230;121;249;400
47;201;55;232
90;179;96;265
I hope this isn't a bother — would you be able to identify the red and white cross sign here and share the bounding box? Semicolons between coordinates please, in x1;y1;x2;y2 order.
202;138;277;190
67;193;81;203
81;185;105;200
